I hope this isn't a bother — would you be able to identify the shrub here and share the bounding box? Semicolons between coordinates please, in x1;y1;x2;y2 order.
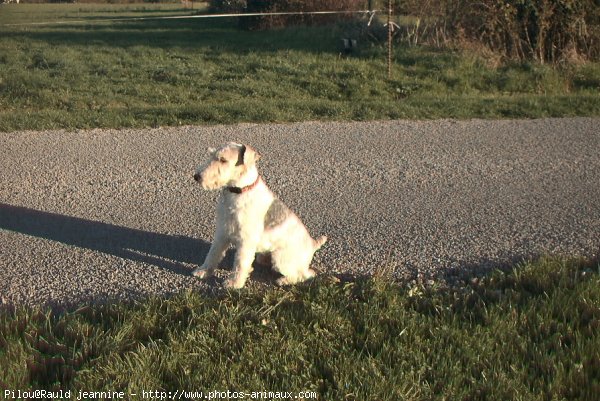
210;0;364;30
209;0;247;13
397;0;600;63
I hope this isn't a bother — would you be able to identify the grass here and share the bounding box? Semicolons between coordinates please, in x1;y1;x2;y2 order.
0;4;599;131
0;257;599;400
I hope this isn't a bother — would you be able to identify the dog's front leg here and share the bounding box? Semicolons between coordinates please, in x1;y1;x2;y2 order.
225;238;259;289
193;229;229;279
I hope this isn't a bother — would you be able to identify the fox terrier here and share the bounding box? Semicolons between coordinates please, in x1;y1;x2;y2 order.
192;142;327;289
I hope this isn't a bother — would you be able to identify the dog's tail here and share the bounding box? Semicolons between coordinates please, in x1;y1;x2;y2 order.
313;235;328;251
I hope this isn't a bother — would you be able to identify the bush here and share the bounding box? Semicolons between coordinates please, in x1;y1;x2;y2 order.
210;0;364;30
209;0;247;13
398;0;600;63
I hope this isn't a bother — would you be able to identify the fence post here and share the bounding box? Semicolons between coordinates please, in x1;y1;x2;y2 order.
388;0;393;79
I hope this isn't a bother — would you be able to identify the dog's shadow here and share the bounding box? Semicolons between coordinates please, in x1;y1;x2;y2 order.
0;203;286;287
0;203;221;275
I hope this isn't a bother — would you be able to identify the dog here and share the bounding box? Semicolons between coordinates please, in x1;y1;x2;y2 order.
192;142;327;289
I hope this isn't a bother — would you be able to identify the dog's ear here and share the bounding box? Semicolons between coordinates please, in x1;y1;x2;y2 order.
241;145;261;165
235;144;261;166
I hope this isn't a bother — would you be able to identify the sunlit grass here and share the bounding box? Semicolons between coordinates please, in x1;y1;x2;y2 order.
0;4;599;131
0;257;599;400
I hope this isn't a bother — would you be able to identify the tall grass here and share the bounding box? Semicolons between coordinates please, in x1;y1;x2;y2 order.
386;0;600;63
1;257;598;400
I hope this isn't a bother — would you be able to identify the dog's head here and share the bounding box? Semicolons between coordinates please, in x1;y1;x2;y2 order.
193;142;261;190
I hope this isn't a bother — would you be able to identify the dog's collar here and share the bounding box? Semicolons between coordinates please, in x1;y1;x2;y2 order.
227;175;260;194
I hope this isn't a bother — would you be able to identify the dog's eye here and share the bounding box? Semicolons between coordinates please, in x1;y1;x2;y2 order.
219;157;228;163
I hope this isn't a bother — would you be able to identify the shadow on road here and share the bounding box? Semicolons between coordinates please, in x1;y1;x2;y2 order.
0;203;212;275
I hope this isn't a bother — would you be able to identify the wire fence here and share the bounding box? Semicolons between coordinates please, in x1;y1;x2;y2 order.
2;2;399;77
2;9;377;27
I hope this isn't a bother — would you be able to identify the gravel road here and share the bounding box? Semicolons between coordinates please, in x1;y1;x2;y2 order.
1;118;599;307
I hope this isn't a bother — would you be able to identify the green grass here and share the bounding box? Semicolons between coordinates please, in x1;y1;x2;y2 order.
0;4;599;131
1;257;599;400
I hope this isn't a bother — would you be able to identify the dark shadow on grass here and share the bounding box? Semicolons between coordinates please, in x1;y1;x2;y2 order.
66;9;197;16
0;203;218;275
440;254;543;286
1;19;342;54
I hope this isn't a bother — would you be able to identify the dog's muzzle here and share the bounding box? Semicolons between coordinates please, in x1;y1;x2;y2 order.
193;172;201;182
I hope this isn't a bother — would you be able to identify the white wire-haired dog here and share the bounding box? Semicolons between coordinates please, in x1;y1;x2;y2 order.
192;142;327;289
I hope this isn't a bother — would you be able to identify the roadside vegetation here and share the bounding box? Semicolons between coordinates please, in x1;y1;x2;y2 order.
2;3;599;399
0;3;599;131
1;257;598;400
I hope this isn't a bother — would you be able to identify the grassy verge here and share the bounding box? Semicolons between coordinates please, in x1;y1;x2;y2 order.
1;257;599;400
1;4;599;131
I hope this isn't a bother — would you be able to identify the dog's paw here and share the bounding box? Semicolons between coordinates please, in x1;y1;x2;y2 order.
276;277;290;286
224;275;247;289
192;267;214;279
304;269;317;280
